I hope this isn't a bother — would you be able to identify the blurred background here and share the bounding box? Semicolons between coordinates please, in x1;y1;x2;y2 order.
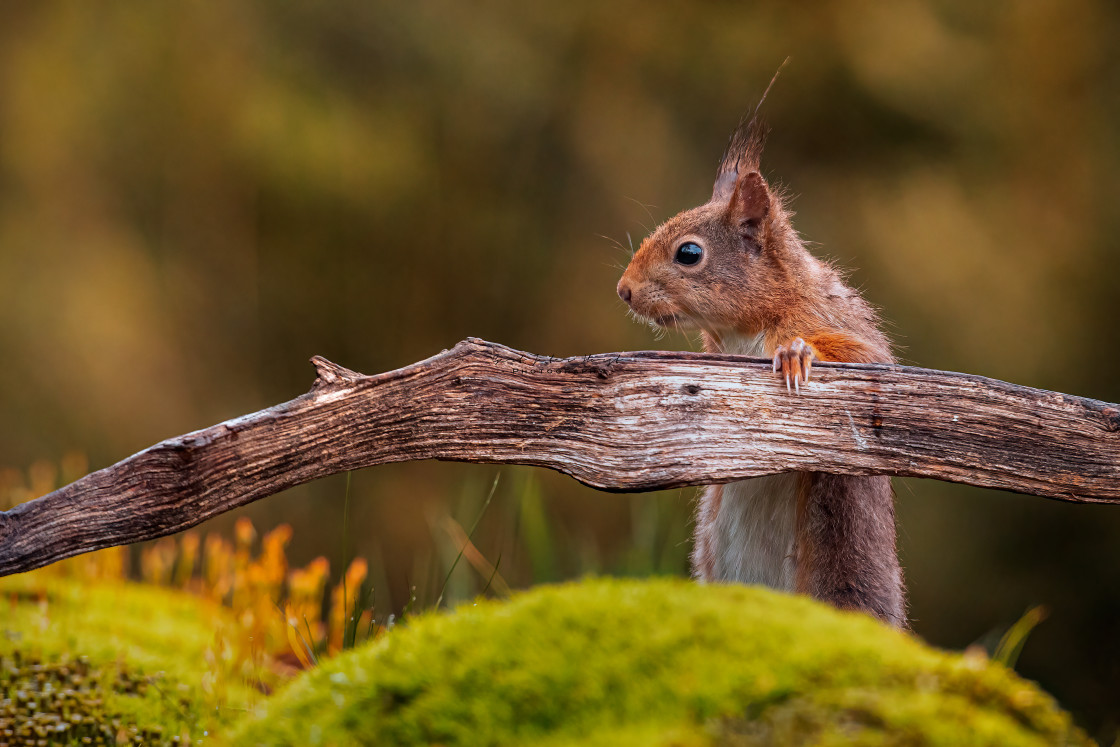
1;0;1118;740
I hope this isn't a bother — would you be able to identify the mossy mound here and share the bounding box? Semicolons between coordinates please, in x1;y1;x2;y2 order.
1;574;270;743
229;578;1089;746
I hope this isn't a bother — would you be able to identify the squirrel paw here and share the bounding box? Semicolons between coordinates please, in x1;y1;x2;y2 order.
772;338;814;394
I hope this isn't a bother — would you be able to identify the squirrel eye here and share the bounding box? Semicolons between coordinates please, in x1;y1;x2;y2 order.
674;241;703;266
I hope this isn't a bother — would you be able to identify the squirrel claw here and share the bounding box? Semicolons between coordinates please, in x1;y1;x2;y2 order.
772;338;814;395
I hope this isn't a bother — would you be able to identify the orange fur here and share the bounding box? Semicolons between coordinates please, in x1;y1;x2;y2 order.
797;331;886;364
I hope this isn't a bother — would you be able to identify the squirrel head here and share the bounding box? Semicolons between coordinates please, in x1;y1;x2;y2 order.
616;117;798;338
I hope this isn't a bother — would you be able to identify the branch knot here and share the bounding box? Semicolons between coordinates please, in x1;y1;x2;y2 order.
311;356;362;390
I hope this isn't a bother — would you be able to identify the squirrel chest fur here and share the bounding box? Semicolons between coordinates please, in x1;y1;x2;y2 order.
616;115;906;627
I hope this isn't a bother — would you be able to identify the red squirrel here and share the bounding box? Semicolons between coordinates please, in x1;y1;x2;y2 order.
616;114;906;628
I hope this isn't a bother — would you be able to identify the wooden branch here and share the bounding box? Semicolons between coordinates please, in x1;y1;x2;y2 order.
2;338;1118;576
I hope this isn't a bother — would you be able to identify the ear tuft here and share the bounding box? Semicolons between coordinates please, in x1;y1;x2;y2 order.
727;171;770;230
712;117;768;202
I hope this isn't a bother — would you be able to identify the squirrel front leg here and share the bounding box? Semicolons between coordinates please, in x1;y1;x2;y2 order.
770;332;906;627
772;337;814;393
771;331;887;392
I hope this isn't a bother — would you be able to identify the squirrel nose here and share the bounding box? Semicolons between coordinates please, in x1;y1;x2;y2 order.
617;281;632;304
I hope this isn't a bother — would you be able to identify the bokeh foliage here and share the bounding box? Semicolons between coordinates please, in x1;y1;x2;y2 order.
1;1;1118;740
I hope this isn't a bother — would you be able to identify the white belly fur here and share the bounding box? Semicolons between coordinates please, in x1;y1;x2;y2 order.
706;475;799;589
705;330;798;590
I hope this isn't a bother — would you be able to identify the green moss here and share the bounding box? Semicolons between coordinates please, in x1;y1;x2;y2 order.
0;651;182;745
229;578;1089;746
1;574;269;742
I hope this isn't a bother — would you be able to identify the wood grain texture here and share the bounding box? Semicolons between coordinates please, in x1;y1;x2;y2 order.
2;338;1118;576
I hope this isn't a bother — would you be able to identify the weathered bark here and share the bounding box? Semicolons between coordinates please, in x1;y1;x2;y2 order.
1;338;1118;577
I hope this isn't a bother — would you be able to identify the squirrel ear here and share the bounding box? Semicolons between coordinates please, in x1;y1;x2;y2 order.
727;171;770;230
